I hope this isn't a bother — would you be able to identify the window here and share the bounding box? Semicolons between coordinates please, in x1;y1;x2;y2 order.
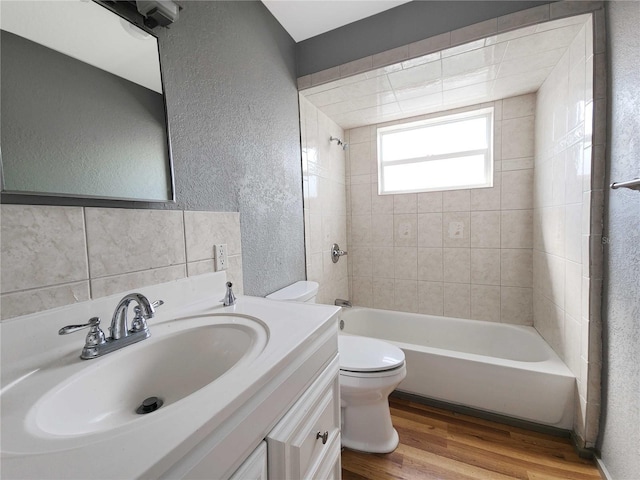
377;108;493;194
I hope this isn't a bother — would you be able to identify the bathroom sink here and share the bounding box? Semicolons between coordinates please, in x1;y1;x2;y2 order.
26;318;267;437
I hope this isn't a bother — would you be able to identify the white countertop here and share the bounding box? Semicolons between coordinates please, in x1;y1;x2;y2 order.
1;273;340;479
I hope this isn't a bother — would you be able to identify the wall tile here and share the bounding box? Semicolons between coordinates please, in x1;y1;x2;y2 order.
502;117;535;159
442;190;471;212
227;255;244;296
408;32;451;58
470;248;501;285
187;259;214;277
470;174;501;211
351;247;373;277
371;215;394;246
443;248;470;283
350;183;372;214
502;157;534;171
502;169;534;209
394;194;417;214
371;187;395;215
417;192;443;212
497;4;549;32
470;211;501;248
372;277;395;310
394;214;418;247
451;18;497;45
501;210;534;248
502;93;536;119
91;264;186;299
339;56;373;78
471;285;501;322
184;211;241;261
417;213;443;248
418;281;444;316
394;279;418;313
351;276;373;307
444;283;470;318
350;215;372;247
85;208;185;279
1;282;90;320
372;247;395;278
501;286;533;325
372;45;409;68
1;205;88;293
443;212;470;248
349;142;372;176
501;249;533;287
393;247;418;280
565;260;583;321
418;248;443;282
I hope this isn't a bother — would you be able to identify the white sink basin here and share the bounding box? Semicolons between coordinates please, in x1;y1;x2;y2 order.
31;321;264;437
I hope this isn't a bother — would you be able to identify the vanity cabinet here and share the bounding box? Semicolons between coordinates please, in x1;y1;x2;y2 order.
267;356;341;479
229;442;268;480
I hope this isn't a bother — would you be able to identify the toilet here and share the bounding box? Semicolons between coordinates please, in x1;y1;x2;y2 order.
266;282;407;454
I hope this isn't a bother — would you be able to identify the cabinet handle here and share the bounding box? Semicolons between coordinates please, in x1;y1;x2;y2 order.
316;431;329;445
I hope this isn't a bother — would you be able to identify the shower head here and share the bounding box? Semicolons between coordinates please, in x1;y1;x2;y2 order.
330;136;349;150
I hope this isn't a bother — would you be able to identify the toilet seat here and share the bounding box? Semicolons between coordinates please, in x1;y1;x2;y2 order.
339;336;405;374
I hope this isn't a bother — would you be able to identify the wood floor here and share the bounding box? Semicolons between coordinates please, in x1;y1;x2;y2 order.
341;397;602;480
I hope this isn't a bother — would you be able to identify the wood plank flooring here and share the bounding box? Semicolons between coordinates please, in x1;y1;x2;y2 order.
341;397;602;480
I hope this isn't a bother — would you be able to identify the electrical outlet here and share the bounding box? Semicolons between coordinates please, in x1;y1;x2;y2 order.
214;244;227;271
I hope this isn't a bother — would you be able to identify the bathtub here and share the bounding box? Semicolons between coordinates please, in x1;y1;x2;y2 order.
339;307;575;429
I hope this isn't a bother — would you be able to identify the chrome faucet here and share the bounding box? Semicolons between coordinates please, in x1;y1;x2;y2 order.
59;293;163;360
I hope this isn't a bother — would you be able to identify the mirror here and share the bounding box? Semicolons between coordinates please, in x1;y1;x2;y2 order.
0;0;174;202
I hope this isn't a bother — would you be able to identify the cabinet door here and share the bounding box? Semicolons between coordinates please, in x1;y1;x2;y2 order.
267;356;340;480
229;441;268;480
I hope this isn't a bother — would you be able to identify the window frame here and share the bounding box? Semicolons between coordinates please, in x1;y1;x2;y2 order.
376;107;494;195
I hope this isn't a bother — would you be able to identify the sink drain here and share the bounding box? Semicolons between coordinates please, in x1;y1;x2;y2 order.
136;396;163;414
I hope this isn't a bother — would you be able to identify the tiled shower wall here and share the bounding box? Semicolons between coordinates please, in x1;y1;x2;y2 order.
300;95;349;304
533;17;602;446
0;205;243;320
346;94;535;325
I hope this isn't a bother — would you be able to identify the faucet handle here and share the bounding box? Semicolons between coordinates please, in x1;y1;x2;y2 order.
130;300;164;333
59;317;106;347
59;317;101;335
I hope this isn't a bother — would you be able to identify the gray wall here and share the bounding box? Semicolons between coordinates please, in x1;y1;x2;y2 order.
598;1;640;478
155;1;304;297
1;31;171;201
296;1;551;76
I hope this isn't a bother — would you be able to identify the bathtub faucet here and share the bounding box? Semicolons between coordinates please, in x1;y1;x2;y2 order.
335;299;352;308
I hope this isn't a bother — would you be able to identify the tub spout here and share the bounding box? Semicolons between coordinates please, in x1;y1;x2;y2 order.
335;299;352;308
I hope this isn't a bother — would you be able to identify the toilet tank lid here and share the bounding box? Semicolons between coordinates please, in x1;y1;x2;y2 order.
266;281;319;302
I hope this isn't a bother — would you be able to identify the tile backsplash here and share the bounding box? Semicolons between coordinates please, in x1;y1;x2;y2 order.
346;94;536;325
0;205;243;320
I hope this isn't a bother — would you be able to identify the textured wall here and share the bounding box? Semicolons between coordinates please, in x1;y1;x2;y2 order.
598;2;640;478
296;1;551;76
155;1;305;296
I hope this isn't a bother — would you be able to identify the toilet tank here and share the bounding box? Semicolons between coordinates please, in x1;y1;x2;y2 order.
266;281;319;303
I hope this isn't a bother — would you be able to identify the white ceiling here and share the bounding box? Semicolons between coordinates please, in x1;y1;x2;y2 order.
262;0;412;42
301;14;590;129
0;0;162;93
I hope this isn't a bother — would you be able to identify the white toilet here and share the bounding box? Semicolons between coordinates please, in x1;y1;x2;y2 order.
266;282;407;454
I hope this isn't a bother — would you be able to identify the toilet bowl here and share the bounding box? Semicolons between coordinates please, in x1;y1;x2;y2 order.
266;282;406;454
339;335;406;453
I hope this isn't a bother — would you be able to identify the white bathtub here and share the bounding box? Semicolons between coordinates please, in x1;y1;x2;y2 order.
339;307;575;429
